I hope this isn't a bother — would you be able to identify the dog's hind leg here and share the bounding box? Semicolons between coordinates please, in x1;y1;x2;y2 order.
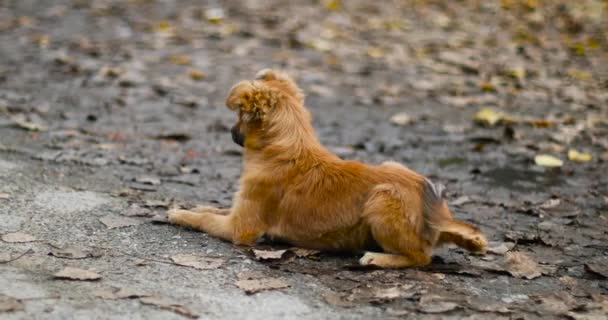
360;184;433;268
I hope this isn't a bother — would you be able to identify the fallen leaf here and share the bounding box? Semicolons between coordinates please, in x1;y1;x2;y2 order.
418;295;459;313
534;154;563;168
187;68;205;81
0;192;10;200
99;216;143;229
373;285;415;301
53;267;101;281
290;248;321;258
94;287;150;300
473;107;503;126
568;149;592;162
235;278;289;294
170;254;224;270
204;8;224;23
536;292;577;316
450;196;472;206
323;291;355;308
504;252;542;279
140;296;199;319
143;199;170;208
0;294;24;313
487;241;515;255
122;204;153;217
567;68;592;81
1;232;37;243
167;54;191;65
367;47;385;58
12;117;48;131
585;262;608;279
49;246;102;260
133;175;162;185
252;249;288;261
507;66;526;81
323;0;341;11
390;112;412;126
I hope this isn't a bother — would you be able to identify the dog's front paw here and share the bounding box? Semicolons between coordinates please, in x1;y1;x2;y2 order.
167;209;188;225
359;252;379;266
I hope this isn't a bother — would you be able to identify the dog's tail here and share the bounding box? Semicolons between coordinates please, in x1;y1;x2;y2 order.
421;179;487;253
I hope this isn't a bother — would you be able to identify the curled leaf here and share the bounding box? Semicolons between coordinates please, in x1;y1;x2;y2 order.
534;154;563;168
473;107;503;126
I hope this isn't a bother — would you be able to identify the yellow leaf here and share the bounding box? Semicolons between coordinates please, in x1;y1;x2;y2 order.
204;8;224;23
534;154;563;168
168;54;191;65
367;47;385;58
479;80;496;92
508;67;526;80
323;0;341;11
154;20;172;32
473;107;503;126
307;39;333;52
187;68;205;81
567;68;592;81
568;149;592;162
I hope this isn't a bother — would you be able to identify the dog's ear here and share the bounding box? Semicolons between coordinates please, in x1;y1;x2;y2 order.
254;69;304;103
225;80;276;121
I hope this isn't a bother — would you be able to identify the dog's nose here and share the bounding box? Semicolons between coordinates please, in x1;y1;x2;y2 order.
231;124;244;147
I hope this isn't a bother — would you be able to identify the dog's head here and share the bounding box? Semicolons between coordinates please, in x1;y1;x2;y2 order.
225;69;309;149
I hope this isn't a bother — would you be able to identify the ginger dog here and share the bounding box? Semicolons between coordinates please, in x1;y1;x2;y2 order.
168;69;487;268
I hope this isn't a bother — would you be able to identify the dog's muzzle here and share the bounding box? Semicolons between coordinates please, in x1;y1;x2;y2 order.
231;124;244;147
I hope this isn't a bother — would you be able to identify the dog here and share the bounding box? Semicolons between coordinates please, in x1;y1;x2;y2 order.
168;69;487;268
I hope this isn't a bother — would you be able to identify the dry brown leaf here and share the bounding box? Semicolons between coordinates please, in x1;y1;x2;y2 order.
0;294;24;313
187;68;205;81
170;254;224;270
1;232;37;243
235;278;289;294
418;295;459;313
99;215;143;229
122;204;153;217
323;291;355;308
53;267;101;281
373;285;415;301
252;249;287;261
290;248;321;258
94;287;150;300
504;252;542;279
49;246;102;260
168;54;191;65
140;296;199;319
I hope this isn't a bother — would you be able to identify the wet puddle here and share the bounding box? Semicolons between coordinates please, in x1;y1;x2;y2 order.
481;167;565;191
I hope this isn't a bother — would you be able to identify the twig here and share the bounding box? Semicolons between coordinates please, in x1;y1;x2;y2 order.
0;248;33;264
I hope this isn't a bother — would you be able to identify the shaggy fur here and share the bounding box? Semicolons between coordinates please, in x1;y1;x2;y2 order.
168;69;487;268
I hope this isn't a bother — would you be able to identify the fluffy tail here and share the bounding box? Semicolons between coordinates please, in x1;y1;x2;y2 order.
421;179;487;253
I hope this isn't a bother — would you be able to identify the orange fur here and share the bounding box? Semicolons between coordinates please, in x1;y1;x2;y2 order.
168;69;487;268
